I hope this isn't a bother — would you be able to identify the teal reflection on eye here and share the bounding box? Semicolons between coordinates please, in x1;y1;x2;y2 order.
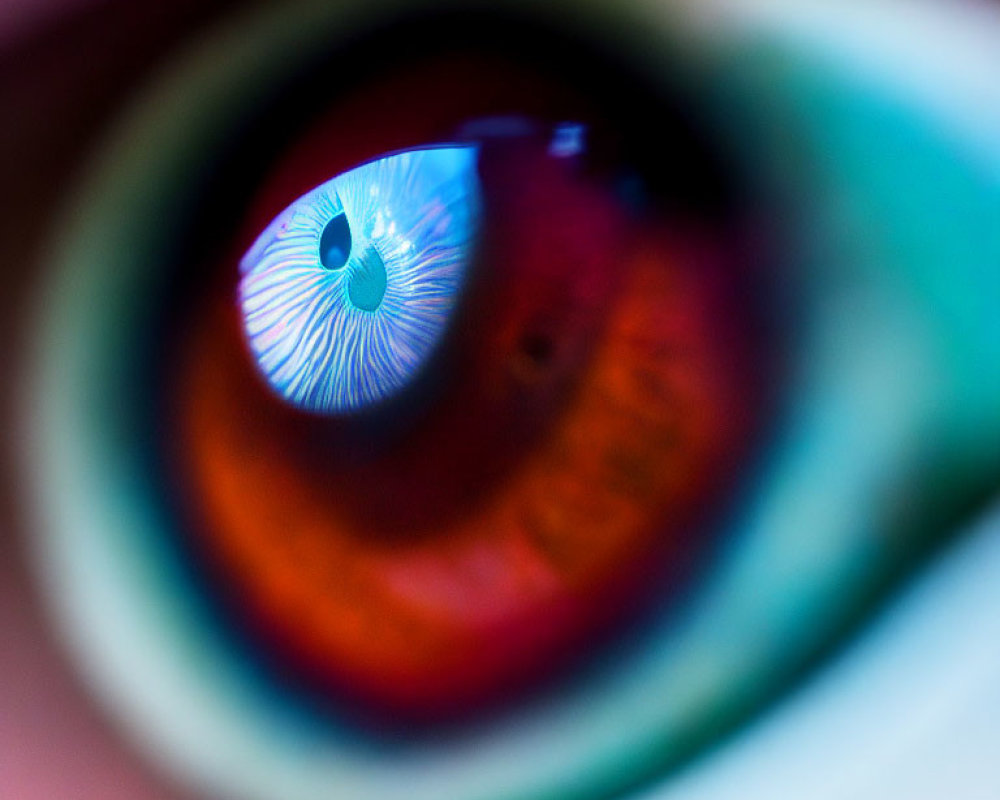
240;146;480;413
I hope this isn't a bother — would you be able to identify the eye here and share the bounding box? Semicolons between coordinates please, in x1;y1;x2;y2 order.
166;25;764;721
240;146;481;412
11;1;1000;799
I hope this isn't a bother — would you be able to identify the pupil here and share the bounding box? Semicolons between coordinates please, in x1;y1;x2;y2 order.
319;211;351;269
520;332;554;365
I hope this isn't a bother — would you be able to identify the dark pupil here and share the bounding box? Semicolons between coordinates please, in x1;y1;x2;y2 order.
319;211;351;269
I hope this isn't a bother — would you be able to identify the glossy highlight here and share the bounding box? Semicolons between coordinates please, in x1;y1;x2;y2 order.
239;146;481;414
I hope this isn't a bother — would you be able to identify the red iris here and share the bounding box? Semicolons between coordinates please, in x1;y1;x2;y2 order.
168;50;769;723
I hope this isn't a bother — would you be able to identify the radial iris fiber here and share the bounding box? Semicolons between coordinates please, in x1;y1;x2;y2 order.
239;146;481;413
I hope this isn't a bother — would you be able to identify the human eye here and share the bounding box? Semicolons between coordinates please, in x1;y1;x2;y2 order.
3;2;999;800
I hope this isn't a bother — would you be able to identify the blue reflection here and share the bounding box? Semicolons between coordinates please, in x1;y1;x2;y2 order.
239;146;481;413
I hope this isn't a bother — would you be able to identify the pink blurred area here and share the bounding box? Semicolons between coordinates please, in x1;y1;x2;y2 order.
0;2;233;797
0;558;185;799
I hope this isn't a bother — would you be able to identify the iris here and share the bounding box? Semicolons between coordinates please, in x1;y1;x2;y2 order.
239;146;481;413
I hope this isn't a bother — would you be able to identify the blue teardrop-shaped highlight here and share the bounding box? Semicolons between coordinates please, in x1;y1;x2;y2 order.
239;146;481;414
